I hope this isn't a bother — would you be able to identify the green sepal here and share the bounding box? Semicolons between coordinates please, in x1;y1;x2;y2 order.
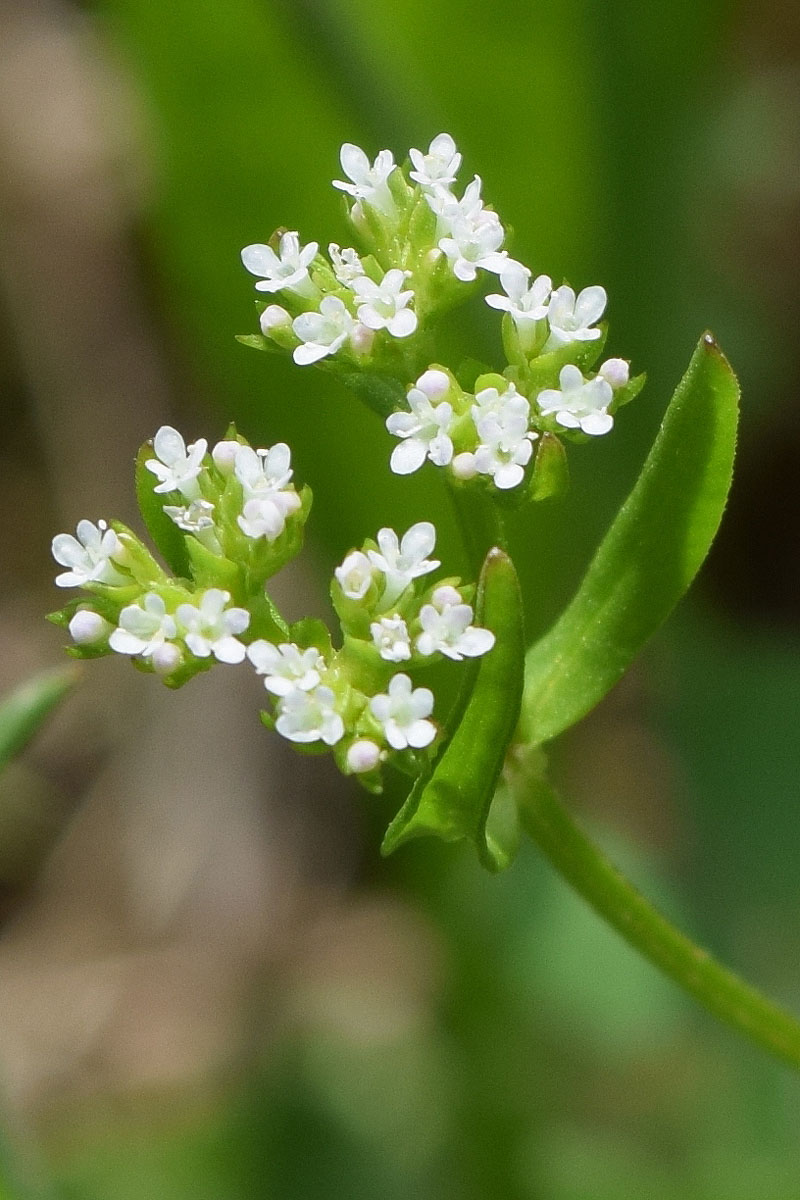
248;591;291;643
473;371;510;395
529;433;569;502
289;618;333;655
184;537;242;593
516;325;608;395
235;333;278;354
520;333;739;747
613;370;647;410
0;665;80;775
381;548;525;870
134;445;191;578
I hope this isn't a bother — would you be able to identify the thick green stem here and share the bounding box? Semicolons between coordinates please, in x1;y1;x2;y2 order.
509;750;800;1071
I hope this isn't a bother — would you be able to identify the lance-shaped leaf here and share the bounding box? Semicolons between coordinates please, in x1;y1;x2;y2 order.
519;333;739;747
134;443;191;579
382;548;525;870
0;666;79;775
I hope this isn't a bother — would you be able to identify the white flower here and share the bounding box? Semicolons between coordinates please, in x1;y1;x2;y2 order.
426;174;485;231
163;498;222;553
599;358;630;389
238;493;301;541
367;521;440;609
544;284;607;350
386;385;455;475
409;133;461;190
349;269;417;338
234;443;293;497
233;442;300;540
370;615;412;663
52;518;127;588
68;610;112;645
369;673;436;750
536;363;614;436
415;586;495;660
333;143;397;215
346;739;383;773
335;550;376;601
175;588;250;664
470;386;537;489
486;265;552;334
145;425;208;501
241;231;319;298
328;243;364;284
292;296;357;365
247;640;324;695
275;684;344;746
439;214;508;282
109;592;178;662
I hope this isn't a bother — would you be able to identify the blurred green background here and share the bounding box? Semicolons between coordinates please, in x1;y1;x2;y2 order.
1;0;800;1196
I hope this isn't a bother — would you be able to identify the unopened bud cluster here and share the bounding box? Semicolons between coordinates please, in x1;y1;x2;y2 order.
241;133;644;498
49;427;494;791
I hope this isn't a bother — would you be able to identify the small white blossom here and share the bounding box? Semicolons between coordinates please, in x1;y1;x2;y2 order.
163;498;222;554
536;364;614;436
349;269;417;338
292;296;357;365
68;610;112;645
175;588;250;664
234;443;294;497
599;358;630;389
52;519;127;588
109;593;178;661
439;214;508;282
544;284;607;350
415;587;495;661
328;243;363;284
369;673;436;751
470;386;537;489
145;426;208;501
275;684;344;746
486;266;552;342
238;493;301;540
368;521;440;609
386;386;455;475
247;641;324;696
409;133;461;191
370;615;412;663
346;739;383;774
335;550;376;601
426;174;485;231
241;231;319;298
333;143;397;216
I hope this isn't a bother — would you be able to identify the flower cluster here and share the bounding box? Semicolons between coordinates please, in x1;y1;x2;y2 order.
49;428;494;792
239;133;645;496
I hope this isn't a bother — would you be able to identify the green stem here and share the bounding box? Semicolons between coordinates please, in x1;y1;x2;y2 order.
446;482;508;574
509;751;800;1071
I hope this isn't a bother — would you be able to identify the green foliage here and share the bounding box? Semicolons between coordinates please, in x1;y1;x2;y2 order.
520;334;739;747
0;666;78;776
383;548;524;868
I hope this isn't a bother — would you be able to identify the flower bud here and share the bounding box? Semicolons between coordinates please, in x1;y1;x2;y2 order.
259;305;291;335
346;739;382;774
68;610;111;645
212;440;241;475
451;452;478;480
151;643;182;675
599;358;630;389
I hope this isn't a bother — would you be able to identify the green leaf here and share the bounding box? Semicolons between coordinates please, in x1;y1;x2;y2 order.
134;443;191;578
0;666;80;775
519;333;739;747
382;548;525;870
